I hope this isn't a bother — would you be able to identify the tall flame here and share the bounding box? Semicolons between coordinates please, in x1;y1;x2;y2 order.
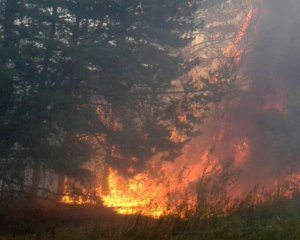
97;8;257;218
224;8;256;62
62;8;261;218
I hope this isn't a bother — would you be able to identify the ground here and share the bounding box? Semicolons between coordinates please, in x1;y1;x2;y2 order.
1;195;300;240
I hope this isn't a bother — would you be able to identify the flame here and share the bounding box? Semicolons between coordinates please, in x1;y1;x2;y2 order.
61;195;91;205
99;152;224;218
224;8;256;62
60;178;95;205
281;173;300;199
96;9;258;218
101;169;166;217
102;156;211;218
61;8;261;218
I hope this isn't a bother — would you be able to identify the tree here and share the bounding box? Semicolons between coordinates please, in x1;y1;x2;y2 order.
0;0;229;198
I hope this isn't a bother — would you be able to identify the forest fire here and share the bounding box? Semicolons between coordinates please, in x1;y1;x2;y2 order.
61;6;257;217
91;8;259;218
4;0;300;239
99;152;225;218
61;0;300;220
101;169;166;217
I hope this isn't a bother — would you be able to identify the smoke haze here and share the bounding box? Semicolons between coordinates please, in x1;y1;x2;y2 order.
190;0;300;191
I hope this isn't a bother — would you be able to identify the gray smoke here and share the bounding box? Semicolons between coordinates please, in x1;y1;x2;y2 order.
192;0;300;189
231;0;300;184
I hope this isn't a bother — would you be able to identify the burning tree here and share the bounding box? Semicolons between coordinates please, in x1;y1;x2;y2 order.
97;0;300;218
0;0;232;203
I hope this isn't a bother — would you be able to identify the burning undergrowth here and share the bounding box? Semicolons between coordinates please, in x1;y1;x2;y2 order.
62;0;300;219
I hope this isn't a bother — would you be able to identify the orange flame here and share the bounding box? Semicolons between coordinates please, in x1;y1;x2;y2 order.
224;9;256;62
61;8;259;218
98;152;223;218
101;169;166;217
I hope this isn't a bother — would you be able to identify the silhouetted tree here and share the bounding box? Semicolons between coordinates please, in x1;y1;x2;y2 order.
0;0;230;198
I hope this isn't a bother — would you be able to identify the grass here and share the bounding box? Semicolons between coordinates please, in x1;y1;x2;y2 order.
1;194;300;240
1;163;300;240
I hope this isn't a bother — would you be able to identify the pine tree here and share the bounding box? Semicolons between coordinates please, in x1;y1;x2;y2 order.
0;0;228;197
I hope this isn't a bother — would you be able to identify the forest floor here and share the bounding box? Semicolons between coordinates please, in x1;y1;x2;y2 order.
1;196;300;240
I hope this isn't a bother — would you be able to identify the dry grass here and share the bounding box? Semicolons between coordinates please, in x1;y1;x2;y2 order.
2;196;300;240
1;164;300;239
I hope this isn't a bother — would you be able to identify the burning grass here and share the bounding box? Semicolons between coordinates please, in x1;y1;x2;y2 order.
2;186;300;240
3;2;300;238
2;162;300;240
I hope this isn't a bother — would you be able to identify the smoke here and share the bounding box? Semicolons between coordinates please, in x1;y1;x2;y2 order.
194;0;300;191
94;0;300;215
158;0;300;193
